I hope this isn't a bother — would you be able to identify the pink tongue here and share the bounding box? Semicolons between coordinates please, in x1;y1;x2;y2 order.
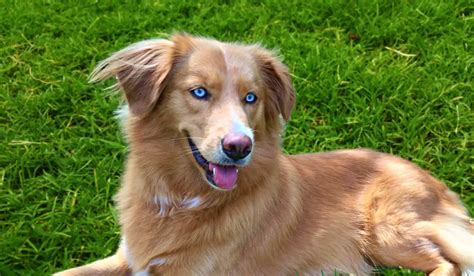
208;163;238;190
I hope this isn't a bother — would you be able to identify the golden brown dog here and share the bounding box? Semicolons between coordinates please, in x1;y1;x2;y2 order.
56;34;473;275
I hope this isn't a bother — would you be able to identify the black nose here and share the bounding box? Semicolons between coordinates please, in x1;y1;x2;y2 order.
221;133;252;161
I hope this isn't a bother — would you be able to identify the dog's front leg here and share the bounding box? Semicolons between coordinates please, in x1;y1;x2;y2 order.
54;245;130;276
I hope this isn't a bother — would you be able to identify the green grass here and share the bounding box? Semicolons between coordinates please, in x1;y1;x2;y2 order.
1;0;472;275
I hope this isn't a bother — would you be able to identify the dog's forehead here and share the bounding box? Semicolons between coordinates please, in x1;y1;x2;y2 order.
187;44;226;74
187;40;258;82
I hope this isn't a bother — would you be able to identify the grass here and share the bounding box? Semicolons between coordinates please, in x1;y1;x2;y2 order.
1;0;472;274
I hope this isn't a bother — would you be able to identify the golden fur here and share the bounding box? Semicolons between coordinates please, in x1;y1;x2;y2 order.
56;34;473;275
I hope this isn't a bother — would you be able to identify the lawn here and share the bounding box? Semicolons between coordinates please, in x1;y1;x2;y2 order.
1;0;472;275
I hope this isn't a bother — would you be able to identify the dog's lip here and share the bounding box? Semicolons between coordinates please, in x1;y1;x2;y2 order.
188;137;209;169
187;137;238;191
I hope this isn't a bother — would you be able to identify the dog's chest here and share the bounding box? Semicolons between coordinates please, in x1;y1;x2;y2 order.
124;233;238;275
121;196;241;274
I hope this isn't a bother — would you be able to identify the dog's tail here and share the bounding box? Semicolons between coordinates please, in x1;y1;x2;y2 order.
427;214;474;275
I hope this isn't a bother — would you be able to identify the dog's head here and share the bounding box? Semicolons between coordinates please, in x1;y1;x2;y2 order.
91;34;295;191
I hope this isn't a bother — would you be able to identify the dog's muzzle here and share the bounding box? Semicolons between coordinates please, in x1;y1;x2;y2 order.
188;136;252;191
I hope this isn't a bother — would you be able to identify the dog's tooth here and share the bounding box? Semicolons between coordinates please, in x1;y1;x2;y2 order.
236;169;239;173
213;168;216;176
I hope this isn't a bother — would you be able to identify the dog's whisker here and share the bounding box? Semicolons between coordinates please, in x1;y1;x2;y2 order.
158;137;205;142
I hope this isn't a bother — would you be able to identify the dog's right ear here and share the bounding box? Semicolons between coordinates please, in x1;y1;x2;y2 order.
90;39;174;116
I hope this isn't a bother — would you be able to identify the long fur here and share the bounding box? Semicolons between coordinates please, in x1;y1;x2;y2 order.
56;34;473;276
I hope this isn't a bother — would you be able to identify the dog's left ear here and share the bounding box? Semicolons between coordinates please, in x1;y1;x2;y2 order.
252;47;296;123
90;39;174;116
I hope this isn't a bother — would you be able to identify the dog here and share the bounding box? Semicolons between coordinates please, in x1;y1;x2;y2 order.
56;34;473;275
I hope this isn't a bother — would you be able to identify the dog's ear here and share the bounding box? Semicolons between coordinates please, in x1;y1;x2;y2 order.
252;47;296;123
171;33;196;57
90;39;174;116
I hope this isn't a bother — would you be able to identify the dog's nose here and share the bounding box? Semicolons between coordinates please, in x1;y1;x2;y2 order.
222;133;252;161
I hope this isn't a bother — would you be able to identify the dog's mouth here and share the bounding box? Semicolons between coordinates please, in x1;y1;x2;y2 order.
187;137;238;191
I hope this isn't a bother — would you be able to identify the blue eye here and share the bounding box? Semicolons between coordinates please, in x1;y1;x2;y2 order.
244;92;257;104
191;87;209;100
